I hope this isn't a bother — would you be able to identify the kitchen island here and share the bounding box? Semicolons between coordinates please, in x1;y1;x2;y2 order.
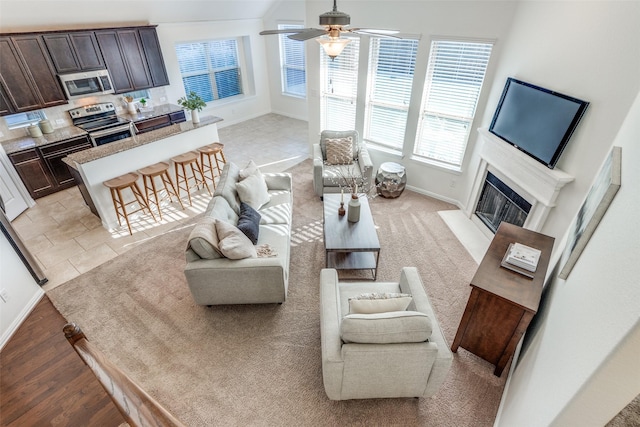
64;115;223;231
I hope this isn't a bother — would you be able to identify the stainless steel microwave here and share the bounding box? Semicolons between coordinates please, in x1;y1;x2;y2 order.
58;69;115;100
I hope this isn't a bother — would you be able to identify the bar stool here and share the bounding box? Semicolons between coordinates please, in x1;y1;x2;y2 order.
138;161;184;220
197;142;226;190
103;172;155;235
171;151;211;206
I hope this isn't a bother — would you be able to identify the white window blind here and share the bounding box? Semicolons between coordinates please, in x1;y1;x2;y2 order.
365;37;418;150
4;110;46;129
175;39;242;103
279;24;306;97
414;40;493;168
320;37;359;130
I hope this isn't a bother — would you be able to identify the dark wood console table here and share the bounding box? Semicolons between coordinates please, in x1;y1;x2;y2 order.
451;222;554;376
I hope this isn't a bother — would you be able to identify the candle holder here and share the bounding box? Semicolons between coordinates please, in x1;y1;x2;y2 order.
338;202;346;216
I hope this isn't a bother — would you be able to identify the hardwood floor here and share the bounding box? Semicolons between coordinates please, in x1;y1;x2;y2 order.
0;296;124;426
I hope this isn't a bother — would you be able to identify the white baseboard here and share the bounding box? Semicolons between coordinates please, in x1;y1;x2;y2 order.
0;289;45;350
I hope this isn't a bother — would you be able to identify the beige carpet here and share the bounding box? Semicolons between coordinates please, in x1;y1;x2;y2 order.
48;159;506;426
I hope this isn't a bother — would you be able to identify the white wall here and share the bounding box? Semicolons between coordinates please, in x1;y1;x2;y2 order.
0;231;44;349
262;1;309;121
466;1;640;243
496;83;640;427
156;19;273;128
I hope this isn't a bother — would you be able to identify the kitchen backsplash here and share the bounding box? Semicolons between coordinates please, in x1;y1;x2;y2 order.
0;86;169;142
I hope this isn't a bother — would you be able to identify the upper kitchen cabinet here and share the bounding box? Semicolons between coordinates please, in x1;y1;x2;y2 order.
138;27;170;87
0;35;67;115
43;32;105;74
95;27;169;93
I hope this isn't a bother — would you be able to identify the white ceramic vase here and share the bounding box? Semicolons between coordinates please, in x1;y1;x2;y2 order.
191;110;200;124
347;194;361;223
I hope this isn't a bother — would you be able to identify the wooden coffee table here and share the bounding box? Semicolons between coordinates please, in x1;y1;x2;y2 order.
323;194;380;280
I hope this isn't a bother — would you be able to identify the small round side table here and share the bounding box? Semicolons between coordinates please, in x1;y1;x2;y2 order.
375;162;407;198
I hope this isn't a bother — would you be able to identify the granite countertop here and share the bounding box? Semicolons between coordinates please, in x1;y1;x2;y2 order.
64;115;223;167
120;103;185;122
1;126;88;154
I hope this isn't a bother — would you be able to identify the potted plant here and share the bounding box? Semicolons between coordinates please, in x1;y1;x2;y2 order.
177;91;206;124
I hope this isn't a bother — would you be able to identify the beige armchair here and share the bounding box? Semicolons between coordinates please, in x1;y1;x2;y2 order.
313;130;373;199
319;267;453;400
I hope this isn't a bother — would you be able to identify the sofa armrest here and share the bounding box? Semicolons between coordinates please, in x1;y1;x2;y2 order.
399;267;453;397
358;144;374;190
319;268;345;400
263;172;292;191
313;144;325;197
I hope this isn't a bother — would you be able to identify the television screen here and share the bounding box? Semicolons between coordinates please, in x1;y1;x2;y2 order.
489;78;589;169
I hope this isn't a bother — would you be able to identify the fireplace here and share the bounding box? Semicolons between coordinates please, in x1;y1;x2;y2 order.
475;172;532;233
464;129;575;236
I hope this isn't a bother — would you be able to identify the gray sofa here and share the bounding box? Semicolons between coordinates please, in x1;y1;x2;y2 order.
320;267;453;400
184;162;292;305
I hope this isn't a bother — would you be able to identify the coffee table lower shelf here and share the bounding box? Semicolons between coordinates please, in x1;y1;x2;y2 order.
326;250;380;280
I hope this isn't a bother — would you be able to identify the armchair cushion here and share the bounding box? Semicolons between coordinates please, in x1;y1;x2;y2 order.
340;311;433;344
348;292;412;314
325;137;354;165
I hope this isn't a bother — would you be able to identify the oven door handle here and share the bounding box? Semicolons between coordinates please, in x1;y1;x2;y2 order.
89;123;133;138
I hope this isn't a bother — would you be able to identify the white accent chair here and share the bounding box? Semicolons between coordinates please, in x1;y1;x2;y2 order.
319;267;453;400
313;130;373;199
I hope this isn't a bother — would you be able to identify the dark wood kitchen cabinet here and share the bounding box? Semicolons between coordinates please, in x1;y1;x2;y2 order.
40;135;92;187
43;32;105;74
138;27;170;87
8;135;92;199
8;149;56;199
0;35;67;115
95;29;152;93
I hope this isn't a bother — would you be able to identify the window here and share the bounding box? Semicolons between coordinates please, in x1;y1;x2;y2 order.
320;37;359;131
279;24;306;97
175;39;242;103
414;40;493;169
365;37;419;151
4;110;47;129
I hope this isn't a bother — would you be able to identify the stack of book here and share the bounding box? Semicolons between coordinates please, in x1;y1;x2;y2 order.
501;242;542;278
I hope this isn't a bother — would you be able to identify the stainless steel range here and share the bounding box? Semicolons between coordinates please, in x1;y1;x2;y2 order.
68;102;135;147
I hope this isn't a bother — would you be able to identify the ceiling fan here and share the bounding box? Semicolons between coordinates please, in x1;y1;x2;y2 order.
260;0;401;59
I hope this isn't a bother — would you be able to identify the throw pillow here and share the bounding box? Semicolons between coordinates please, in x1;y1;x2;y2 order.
237;202;261;244
325;137;354;165
340;311;433;344
236;171;271;210
348;292;413;314
187;217;222;259
239;160;260;180
215;219;257;259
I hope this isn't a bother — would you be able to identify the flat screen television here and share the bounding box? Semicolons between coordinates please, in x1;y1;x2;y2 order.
489;77;589;169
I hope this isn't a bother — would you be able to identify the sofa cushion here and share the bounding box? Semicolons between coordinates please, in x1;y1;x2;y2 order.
237;202;261;244
236;172;271;210
187;217;222;259
239;160;260;180
204;196;239;225
215;219;257;259
340;311;433;344
214;162;242;214
348;292;413;314
325;137;354;165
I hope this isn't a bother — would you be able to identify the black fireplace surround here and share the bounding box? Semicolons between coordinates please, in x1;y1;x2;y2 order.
475;171;531;233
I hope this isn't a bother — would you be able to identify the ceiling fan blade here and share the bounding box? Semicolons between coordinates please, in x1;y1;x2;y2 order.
349;29;421;40
259;28;318;36
288;28;328;41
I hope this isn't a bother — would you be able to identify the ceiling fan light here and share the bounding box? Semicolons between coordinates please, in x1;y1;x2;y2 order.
317;37;350;60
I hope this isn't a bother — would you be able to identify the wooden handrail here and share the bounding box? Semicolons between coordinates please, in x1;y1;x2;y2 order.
63;323;185;427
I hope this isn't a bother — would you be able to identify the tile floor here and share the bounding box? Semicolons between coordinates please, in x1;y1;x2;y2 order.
11;113;309;291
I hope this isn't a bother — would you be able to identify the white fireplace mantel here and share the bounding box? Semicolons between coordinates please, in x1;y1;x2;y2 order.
465;128;574;234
